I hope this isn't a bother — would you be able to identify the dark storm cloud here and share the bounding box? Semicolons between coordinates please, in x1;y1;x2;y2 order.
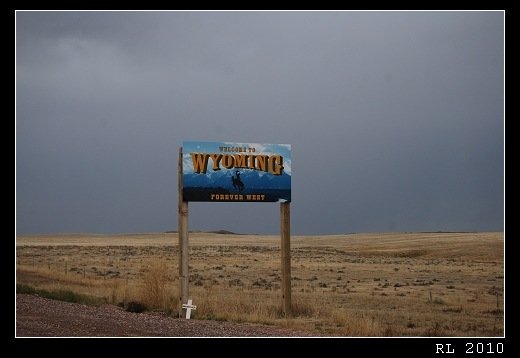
16;11;503;234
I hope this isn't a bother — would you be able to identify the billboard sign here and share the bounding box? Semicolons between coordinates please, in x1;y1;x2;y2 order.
182;141;291;202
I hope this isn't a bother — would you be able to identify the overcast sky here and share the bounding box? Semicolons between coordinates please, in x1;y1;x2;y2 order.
16;11;504;235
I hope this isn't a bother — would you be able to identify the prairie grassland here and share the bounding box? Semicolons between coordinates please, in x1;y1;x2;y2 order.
16;232;504;336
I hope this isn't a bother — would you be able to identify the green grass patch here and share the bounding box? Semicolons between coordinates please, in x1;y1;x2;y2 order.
16;283;106;306
16;284;37;294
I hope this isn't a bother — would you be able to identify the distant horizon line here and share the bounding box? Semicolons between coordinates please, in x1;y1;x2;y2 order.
15;229;503;236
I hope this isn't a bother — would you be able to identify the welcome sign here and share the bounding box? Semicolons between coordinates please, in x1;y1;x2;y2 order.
182;141;291;202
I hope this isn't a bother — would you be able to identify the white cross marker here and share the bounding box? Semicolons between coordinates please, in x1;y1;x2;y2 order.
182;299;197;319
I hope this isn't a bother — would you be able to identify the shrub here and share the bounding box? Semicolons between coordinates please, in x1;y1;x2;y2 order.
126;301;147;313
433;297;445;305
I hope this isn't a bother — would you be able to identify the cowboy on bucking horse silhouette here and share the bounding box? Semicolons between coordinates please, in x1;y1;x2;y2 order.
231;170;245;193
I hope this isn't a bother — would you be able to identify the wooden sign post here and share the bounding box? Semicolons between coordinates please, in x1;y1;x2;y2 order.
281;202;291;316
178;148;189;316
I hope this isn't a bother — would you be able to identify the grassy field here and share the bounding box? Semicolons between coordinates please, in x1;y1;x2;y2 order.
16;232;504;336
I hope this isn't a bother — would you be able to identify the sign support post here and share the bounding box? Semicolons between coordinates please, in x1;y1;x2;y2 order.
178;147;189;317
281;202;291;316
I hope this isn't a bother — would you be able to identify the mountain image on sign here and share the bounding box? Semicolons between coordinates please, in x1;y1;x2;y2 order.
182;141;291;202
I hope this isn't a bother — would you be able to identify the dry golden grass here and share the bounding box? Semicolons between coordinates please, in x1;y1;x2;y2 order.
16;232;503;336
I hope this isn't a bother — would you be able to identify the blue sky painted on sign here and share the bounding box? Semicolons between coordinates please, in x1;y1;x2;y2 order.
16;11;504;235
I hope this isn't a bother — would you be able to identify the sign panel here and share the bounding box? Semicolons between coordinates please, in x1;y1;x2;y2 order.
182;141;291;202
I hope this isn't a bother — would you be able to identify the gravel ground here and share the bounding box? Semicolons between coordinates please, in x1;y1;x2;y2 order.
16;294;317;337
